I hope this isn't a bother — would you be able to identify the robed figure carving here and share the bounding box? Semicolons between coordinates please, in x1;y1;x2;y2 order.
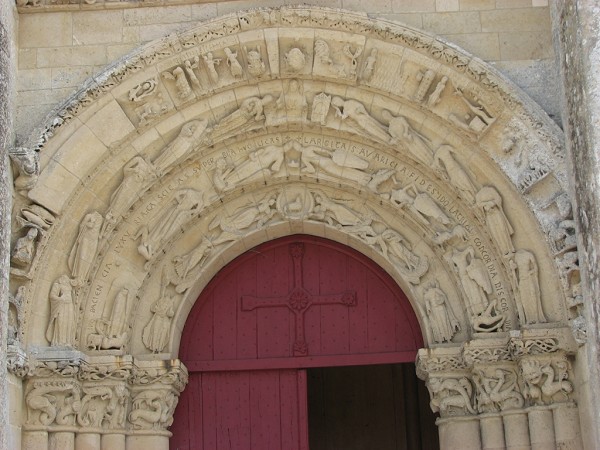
68;211;103;286
142;294;176;353
46;275;76;346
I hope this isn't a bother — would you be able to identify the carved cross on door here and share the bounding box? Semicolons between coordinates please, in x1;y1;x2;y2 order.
241;242;357;356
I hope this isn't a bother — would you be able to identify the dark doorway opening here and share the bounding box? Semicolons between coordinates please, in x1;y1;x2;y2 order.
307;363;439;450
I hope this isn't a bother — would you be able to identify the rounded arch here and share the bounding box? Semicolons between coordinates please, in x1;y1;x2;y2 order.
8;6;578;364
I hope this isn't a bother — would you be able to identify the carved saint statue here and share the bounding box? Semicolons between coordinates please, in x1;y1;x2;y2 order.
142;294;176;353
152;119;209;176
423;282;460;343
511;249;546;324
451;246;491;316
68;211;103;286
45;275;76;347
476;186;514;256
331;97;391;144
137;189;204;261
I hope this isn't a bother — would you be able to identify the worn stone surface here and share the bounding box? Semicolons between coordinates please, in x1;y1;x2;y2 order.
0;3;16;450
552;2;600;450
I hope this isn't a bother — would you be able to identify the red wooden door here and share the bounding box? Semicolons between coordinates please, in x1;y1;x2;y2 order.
171;235;423;449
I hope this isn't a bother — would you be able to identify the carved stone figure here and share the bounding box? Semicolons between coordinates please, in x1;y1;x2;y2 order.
520;359;573;405
77;386;113;428
414;69;436;103
68;211;103;286
45;275;76;346
284;47;307;73
105;385;129;429
311;194;377;240
472;299;506;333
360;48;377;81
285;141;371;185
310;92;332;125
272;79;308;123
142;294;176;353
245;46;266;77
314;39;347;77
550;219;577;253
451;246;491;317
331;96;391;143
203;52;221;84
511;249;546;324
9;147;39;192
11;227;38;267
128;77;159;102
433;145;477;203
135;92;169;126
129;390;177;430
380;229;429;284
209;195;277;248
224;47;243;78
390;182;451;226
212;157;235;193
433;224;468;246
19;203;55;230
173;236;213;283
473;367;524;413
103;156;157;237
152;119;209;176
427;76;448;107
423;282;460;343
211;96;273;140
184;56;202;89
476;186;514;256
162;66;193;100
26;381;81;426
382;110;433;165
449;88;495;136
223;145;285;186
137;189;204;261
428;377;476;416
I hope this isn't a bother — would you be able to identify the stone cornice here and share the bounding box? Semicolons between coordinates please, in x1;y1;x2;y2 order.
17;0;225;13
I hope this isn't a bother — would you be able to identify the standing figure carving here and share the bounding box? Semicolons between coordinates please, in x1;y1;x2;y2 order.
68;211;103;286
142;294;177;353
224;47;243;78
103;156;157;237
137;189;204;261
382;110;433;165
331;97;391;144
476;186;514;256
360;48;377;81
433;144;477;203
45;275;76;347
152;120;209;176
511;249;546;324
11;227;39;267
423;282;460;343
203;52;221;84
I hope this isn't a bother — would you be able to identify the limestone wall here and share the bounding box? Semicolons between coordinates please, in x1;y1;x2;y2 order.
15;0;558;143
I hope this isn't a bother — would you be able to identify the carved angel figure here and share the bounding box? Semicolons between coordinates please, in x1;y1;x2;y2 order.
476;186;514;256
423;282;460;343
45;275;76;347
152;119;209;176
331;97;391;144
68;211;103;286
142;294;176;353
137;189;204;261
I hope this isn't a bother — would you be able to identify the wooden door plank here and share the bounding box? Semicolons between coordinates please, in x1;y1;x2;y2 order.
347;256;369;354
212;274;238;361
236;257;258;359
201;372;218;450
366;271;397;352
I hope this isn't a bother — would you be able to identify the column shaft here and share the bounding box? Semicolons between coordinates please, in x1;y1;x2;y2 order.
126;435;169;450
438;417;482;450
480;414;505;450
502;410;530;450
75;432;101;450
528;407;555;450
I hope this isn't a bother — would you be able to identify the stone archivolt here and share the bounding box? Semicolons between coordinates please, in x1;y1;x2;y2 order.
7;6;584;449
